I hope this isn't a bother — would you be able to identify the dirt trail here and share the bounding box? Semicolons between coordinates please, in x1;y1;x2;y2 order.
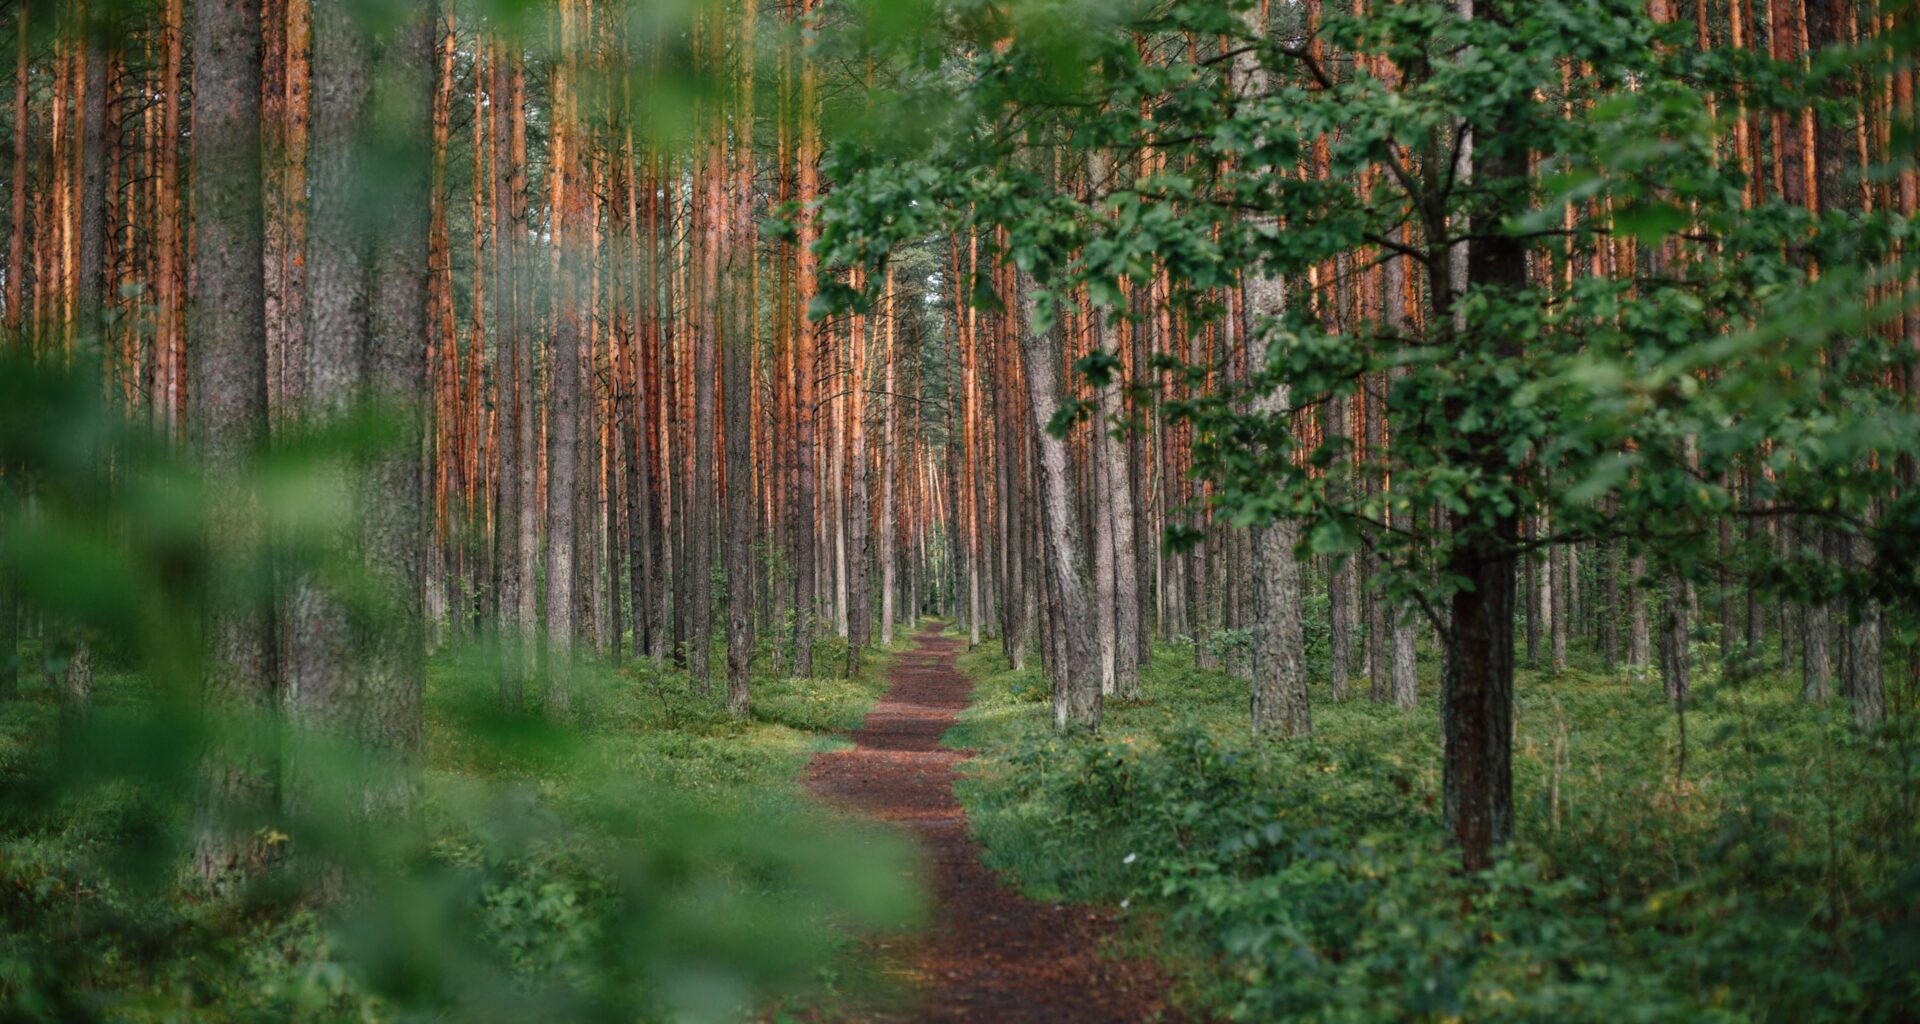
804;621;1182;1023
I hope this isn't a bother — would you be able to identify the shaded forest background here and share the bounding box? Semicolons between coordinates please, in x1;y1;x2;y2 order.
0;0;1917;1019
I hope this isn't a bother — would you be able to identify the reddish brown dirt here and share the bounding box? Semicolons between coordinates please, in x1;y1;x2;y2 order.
804;622;1184;1023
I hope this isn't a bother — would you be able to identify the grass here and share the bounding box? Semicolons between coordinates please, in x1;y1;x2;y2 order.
946;630;1920;1022
0;625;929;1023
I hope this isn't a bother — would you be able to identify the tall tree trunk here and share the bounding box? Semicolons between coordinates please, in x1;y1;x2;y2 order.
1086;164;1141;700
1327;393;1353;699
187;0;272;888
790;0;819;676
288;0;368;731
1231;7;1309;737
360;0;433;808
1244;275;1308;738
1660;578;1691;707
1801;522;1834;702
1619;552;1647;672
846;267;871;670
6;2;25;338
724;1;758;713
880;270;899;646
64;7;111;723
723;239;753;716
489;45;527;710
1383;263;1417;709
546;0;589;716
1439;0;1524;868
1017;274;1100;732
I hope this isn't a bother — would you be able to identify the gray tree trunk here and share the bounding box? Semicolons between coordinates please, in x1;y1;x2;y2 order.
1627;554;1651;675
1660;579;1691;707
1093;411;1118;695
1086;220;1141;700
1844;528;1884;728
360;3;434;805
188;0;272;888
63;20;111;722
723;272;753;717
687;172;717;689
847;318;871;670
289;0;368;731
1231;8;1309;738
1327;395;1353;700
488;53;525;710
1017;275;1100;732
879;290;898;646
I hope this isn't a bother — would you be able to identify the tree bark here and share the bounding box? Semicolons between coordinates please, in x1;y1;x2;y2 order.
880;268;898;645
1660;578;1691;707
1439;0;1524;868
360;0;433;802
1017;275;1100;732
1231;6;1310;737
187;0;272;888
63;6;112;720
790;0;819;676
545;0;589;716
6;2;25;337
723;245;754;716
287;0;368;731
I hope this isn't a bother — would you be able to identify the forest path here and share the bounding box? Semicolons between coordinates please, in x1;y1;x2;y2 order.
803;621;1183;1023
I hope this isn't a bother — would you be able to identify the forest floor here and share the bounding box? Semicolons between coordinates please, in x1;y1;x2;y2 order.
803;621;1184;1023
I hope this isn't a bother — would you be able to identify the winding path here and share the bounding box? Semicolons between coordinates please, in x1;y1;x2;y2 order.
804;621;1182;1023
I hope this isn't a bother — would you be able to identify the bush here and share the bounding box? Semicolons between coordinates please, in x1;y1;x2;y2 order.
953;639;1920;1022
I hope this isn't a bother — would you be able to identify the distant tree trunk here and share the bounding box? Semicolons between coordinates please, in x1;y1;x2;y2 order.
1017;274;1100;732
0;558;14;699
1091;319;1118;692
487;46;523;709
790;0;819;677
288;0;368;728
1659;579;1691;707
1801;526;1834;703
1627;554;1651;674
157;0;186;435
724;5;757;714
1244;278;1308;737
187;0;271;887
78;26;108;341
1085;172;1141;700
64;10;112;722
1439;9;1524;868
1327;394;1353;700
723;259;753;716
1802;0;1885;730
685;145;719;691
606;375;624;666
631;139;664;665
360;0;433;804
545;0;589;716
880;268;898;646
6;2;25;338
1843;527;1884;728
846;268;871;670
1382;254;1417;708
1361;427;1385;694
1550;531;1569;672
1231;8;1309;738
1523;524;1540;665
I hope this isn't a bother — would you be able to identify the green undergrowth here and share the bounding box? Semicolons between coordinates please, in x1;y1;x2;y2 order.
949;637;1920;1022
0;627;926;1023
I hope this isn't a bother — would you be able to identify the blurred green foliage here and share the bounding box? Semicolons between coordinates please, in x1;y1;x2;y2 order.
950;639;1920;1022
0;354;921;1022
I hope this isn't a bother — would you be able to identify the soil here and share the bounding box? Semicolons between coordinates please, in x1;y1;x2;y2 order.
803;621;1184;1023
